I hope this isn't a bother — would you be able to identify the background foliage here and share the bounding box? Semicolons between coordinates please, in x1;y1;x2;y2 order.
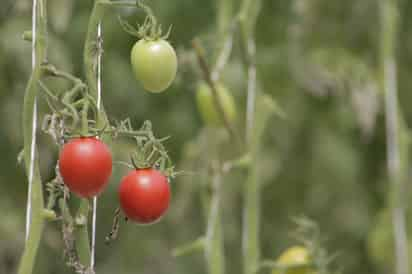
1;0;411;273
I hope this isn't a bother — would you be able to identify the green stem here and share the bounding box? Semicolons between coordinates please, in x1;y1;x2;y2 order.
243;95;277;274
18;1;47;274
75;199;91;265
380;1;409;274
239;0;261;143
42;64;85;85
238;1;262;273
84;0;105;101
84;0;108;129
212;0;233;76
81;101;90;136
18;164;44;274
100;0;137;7
200;3;234;273
243;161;259;274
172;237;204;257
202;161;225;274
217;0;232;37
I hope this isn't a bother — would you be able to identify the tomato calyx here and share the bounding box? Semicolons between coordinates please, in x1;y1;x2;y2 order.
118;0;171;41
125;121;177;178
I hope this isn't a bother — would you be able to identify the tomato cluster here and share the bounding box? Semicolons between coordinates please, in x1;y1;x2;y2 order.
59;138;171;224
57;6;176;223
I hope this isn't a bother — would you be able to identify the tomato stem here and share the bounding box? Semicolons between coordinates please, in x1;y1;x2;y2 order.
238;1;263;274
100;0;137;8
118;1;169;41
81;101;90;136
17;1;47;274
380;1;410;274
203;161;225;274
84;0;109;130
172;237;205;257
75;199;92;265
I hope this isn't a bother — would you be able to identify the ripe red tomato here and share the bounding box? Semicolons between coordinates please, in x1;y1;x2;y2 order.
118;168;171;224
59;137;112;198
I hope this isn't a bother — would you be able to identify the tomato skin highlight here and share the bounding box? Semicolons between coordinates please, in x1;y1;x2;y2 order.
131;39;177;93
196;82;237;127
272;246;315;274
58;137;112;198
119;168;171;224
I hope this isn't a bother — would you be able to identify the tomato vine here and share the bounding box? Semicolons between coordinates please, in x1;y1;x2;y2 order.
19;1;177;274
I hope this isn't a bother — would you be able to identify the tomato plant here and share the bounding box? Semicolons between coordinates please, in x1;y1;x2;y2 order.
196;82;237;127
130;39;177;93
59;137;112;198
272;246;315;274
119;168;171;224
19;1;179;273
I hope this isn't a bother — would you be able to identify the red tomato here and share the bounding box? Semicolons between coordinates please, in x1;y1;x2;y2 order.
118;168;171;224
59;137;112;198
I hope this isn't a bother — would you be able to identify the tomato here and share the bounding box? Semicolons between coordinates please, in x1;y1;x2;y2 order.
272;246;315;274
118;168;171;224
196;82;237;127
59;137;112;198
131;39;177;93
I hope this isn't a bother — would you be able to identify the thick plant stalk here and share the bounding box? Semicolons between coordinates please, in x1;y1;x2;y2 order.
202;162;225;274
217;0;232;39
200;2;234;273
243;95;277;274
380;1;409;274
239;0;261;144
84;1;105;99
239;0;262;274
18;1;47;273
90;21;103;270
84;0;107;128
74;200;91;266
212;0;233;81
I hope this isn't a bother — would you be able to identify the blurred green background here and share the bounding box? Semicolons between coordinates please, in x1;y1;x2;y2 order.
1;0;412;273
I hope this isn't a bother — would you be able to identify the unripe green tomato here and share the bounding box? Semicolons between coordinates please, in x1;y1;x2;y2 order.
196;82;237;127
131;39;177;93
272;246;316;274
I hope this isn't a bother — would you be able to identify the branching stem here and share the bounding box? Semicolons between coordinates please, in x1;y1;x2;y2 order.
18;0;47;273
238;1;262;274
380;1;409;274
